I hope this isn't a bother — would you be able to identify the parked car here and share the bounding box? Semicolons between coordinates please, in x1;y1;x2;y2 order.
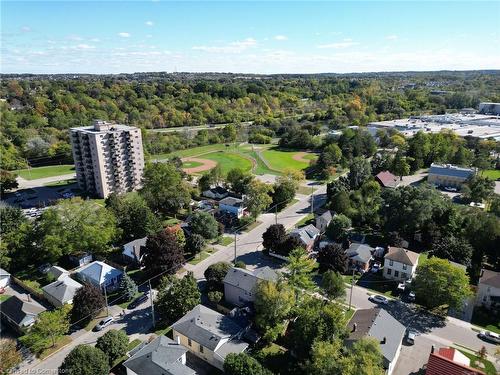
371;262;381;273
478;331;500;344
94;316;114;331
407;291;416;302
368;295;389;305
406;330;417;345
128;293;149;309
443;186;458;192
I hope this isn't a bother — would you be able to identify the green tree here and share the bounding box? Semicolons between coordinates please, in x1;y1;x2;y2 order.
347;157;372;190
431;235;473;267
413;257;472;310
285;247;318;292
317;243;349;274
141;162;191;215
155;273;200;323
71;283;105;324
105;192;161;242
272;177;296;211
307;339;343;375
0;339;22;375
36;198;119;263
319;143;342;170
204;262;231;291
462;175;495;203
142;230;185;276
0;170;18;194
262;224;287;253
222;124;237;142
223;353;272;375
0;206;31;269
189;211;219;240
95;329;129;365
255;280;295;342
339;337;385;375
226;168;254;195
185;233;206;255
325;214;351;242
321;270;346;300
119;273;138;302
246;180;273;218
391;152;411;180
59;345;109;375
21;307;70;352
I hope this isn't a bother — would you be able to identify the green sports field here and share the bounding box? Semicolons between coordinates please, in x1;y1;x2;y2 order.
202;151;254;175
261;148;316;172
15;165;75;180
181;160;204;169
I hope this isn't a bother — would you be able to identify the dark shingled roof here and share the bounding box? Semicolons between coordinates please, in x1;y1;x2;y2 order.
223;266;279;293
479;269;500;289
375;171;399;188
0;295;46;326
123;336;195;375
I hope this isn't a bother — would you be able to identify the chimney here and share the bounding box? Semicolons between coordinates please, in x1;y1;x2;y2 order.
27;294;31;302
431;345;435;354
352;323;357;332
381;337;386;345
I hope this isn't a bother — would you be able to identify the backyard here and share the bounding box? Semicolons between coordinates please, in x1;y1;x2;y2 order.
481;169;500;180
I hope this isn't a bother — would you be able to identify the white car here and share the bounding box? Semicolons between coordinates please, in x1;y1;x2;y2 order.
478;331;500;344
369;295;389;305
94;316;114;331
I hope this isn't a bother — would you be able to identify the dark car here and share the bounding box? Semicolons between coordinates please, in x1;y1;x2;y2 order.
128;293;149;309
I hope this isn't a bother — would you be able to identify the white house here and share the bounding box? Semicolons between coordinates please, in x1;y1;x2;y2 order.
383;247;419;281
171;305;248;370
223;266;279;307
219;197;247;218
75;261;123;292
122;237;147;265
315;210;333;232
123;335;196;375
42;277;82;307
0;268;11;288
202;186;229;200
475;269;500;311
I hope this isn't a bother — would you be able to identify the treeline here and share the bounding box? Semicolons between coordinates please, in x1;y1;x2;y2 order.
1;72;499;170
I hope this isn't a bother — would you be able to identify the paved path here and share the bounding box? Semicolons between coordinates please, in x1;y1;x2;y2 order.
16;173;76;189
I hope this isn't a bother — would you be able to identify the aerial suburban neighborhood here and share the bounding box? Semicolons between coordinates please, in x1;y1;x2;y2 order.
1;1;500;375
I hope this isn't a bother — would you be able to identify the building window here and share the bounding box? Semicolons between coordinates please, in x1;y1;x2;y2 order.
394;271;399;277
199;345;204;353
389;260;394;266
402;272;407;279
387;268;392;275
188;338;191;347
402;264;407;270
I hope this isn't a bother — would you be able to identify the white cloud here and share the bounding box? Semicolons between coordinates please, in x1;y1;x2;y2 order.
67;35;83;41
145;21;154;26
193;37;257;53
274;35;288;41
73;44;96;50
21;26;31;32
118;32;131;38
386;35;398;40
317;40;359;49
90;38;101;42
146;34;153;38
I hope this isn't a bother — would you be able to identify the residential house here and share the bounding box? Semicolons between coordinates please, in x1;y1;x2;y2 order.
219;197;246;219
475;269;500;311
224;266;279;307
315;210;333;232
0;295;47;333
75;261;123;292
346;308;405;375
123;335;196;375
202;186;229;200
68;252;93;267
375;171;400;188
426;346;485;375
48;266;69;281
383;247;419;281
171;305;249;370
289;224;320;251
427;163;475;189
42;277;82;307
122;237;147;265
346;243;373;273
0;268;11;288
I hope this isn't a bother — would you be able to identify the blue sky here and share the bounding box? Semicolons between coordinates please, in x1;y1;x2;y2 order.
1;1;499;74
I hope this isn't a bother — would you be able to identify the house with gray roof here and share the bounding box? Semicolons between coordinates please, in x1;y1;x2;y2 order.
219;197;247;218
428;163;476;189
0;268;11;288
476;269;500;311
346;243;373;272
224;266;279;307
75;261;123;292
289;224;320;251
122;237;147;265
346;308;405;375
47;266;69;281
123;335;196;375
0;295;46;333
383;247;419;281
315;210;333;232
171;305;249;370
42;277;82;307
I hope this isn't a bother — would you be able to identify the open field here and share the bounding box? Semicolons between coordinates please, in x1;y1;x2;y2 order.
16;165;75;180
481;169;500;180
261;148;316;172
202;151;254;175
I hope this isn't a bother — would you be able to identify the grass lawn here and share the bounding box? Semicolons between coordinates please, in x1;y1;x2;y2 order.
154;143;232;159
38;336;72;360
471;307;500;334
254;343;293;374
16;165;75;180
217;236;234;246
240;220;262;233
295;213;314;228
127;338;143;351
150;325;172;336
481;169;500;180
240;148;279;175
118;291;143;309
458;350;497;375
163;217;181;226
127;268;147;283
261;147;315;172
357;273;397;298
182;160;204;168
44;179;77;187
0;295;12;302
202;151;253;175
188;251;212;265
344;308;355;321
297;185;316;195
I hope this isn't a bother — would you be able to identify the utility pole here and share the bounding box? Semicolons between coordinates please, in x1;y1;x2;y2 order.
103;286;109;316
348;269;355;311
148;279;155;328
310;185;314;214
233;232;237;264
275;204;278;225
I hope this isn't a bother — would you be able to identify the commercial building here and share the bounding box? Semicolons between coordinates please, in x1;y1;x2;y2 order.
479;102;500;115
70;120;144;198
427;163;476;189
